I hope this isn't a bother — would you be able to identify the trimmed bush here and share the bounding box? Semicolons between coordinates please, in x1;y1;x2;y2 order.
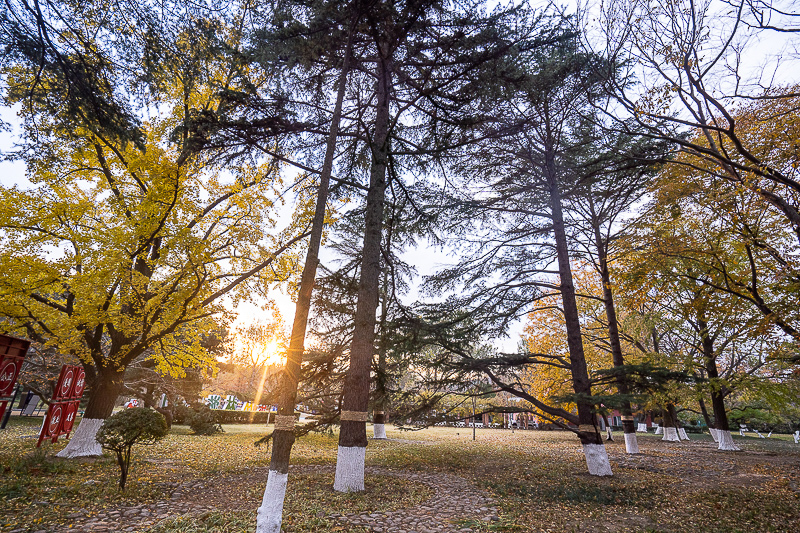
172;403;193;425
213;410;275;424
155;407;173;429
177;405;276;426
188;405;224;435
96;408;168;490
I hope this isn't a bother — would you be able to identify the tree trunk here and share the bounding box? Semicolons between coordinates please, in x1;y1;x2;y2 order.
661;403;680;442
697;316;739;451
472;396;477;441
601;413;613;441
57;365;124;458
698;396;716;440
334;53;392;493
547;163;611;476
256;28;355;533
589;198;638;454
373;268;389;440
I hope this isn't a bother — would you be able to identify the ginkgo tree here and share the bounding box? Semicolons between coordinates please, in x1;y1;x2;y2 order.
0;3;309;457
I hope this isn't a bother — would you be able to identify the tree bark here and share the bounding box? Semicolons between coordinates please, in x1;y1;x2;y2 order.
546;159;610;476
697;316;739;451
334;52;392;492
57;365;124;458
588;197;638;454
256;25;355;533
373;270;389;440
661;403;680;442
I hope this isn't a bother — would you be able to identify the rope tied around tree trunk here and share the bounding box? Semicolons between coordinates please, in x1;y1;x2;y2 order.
274;415;296;430
340;410;368;422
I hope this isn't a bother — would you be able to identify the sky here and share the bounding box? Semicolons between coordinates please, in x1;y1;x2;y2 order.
2;0;798;359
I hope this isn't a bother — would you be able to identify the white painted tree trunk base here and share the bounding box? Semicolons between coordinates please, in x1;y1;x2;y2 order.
372;423;387;439
654;426;663;435
717;430;740;451
56;418;104;458
710;428;720;442
256;470;288;533
662;427;680;442
624;432;640;454
333;445;366;492
583;443;613;476
636;423;648;433
678;428;690;440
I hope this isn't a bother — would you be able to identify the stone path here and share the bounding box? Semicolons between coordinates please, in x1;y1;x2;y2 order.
325;467;499;533
31;466;497;532
25;485;212;532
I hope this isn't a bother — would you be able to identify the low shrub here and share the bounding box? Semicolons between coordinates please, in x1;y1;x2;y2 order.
96;408;168;490
172;403;193;425
155;407;173;429
213;410;274;424
177;405;276;426
188;405;224;435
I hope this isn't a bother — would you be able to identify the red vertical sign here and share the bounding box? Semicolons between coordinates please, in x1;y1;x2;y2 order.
38;364;87;447
0;335;31;426
0;358;21;397
72;368;86;398
61;401;80;435
0;335;29;398
55;366;75;400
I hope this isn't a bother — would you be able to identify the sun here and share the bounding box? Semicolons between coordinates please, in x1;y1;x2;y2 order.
260;338;284;366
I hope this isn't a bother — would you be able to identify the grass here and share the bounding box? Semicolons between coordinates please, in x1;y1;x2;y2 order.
1;417;799;532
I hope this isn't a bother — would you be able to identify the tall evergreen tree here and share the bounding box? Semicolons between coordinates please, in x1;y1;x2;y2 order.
327;0;557;492
421;29;622;475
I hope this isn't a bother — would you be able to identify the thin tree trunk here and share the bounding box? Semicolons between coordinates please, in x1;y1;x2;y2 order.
588;197;638;454
334;53;392;493
472;396;477;441
601;413;613;441
662;403;680;442
698;397;717;441
57;365;124;458
373;269;389;440
697;316;739;451
546;162;611;476
256;28;355;533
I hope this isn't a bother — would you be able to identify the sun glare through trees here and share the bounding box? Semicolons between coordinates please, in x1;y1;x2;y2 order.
0;0;799;532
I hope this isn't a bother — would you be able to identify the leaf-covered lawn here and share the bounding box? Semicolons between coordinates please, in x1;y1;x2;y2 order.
1;417;799;532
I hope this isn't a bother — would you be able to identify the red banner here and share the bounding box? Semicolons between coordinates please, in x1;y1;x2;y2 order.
54;366;73;400
53;365;86;401
61;401;80;435
0;334;31;399
38;364;87;447
0;358;21;397
38;402;64;446
72;368;86;398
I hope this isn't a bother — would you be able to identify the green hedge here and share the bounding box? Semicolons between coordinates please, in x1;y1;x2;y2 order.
213;410;275;424
173;405;276;425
